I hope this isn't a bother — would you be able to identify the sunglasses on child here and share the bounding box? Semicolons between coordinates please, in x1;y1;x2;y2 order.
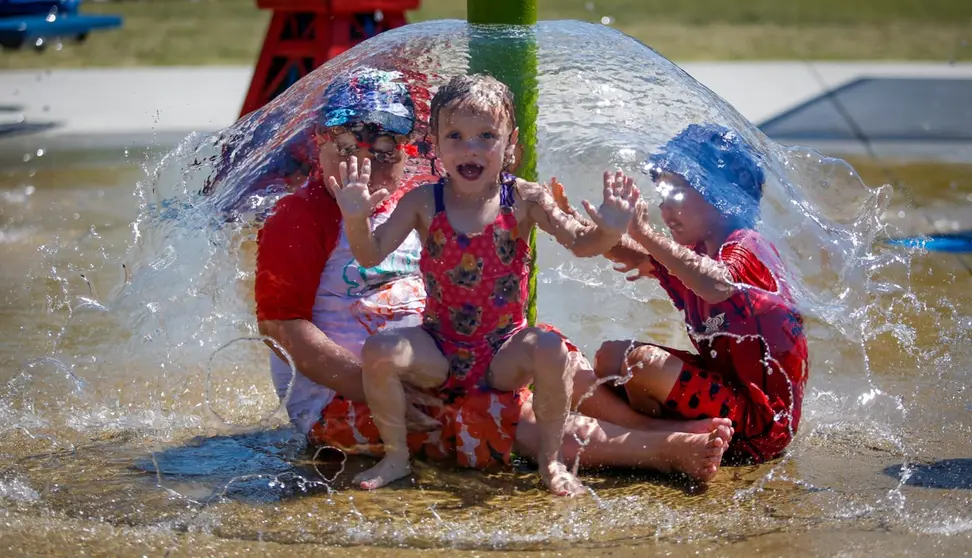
320;122;409;163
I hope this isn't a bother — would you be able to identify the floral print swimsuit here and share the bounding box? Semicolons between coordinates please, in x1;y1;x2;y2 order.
420;173;531;397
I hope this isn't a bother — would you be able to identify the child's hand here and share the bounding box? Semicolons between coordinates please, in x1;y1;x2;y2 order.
581;170;640;236
549;177;590;225
549;177;574;215
612;254;654;281
326;156;389;218
605;234;655;280
628;198;655;237
403;385;444;432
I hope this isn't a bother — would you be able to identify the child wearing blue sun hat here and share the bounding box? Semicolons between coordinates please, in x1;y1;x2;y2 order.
556;123;810;464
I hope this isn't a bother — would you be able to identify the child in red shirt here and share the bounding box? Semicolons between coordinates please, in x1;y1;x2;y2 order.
559;123;810;464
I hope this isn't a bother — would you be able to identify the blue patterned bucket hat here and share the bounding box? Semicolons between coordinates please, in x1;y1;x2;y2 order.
321;67;415;136
644;123;765;228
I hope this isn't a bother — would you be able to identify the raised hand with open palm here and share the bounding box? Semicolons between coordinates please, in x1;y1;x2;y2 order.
326;156;389;218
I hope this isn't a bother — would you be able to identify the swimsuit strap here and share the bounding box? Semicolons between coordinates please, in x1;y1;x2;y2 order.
433;177;446;214
499;172;517;208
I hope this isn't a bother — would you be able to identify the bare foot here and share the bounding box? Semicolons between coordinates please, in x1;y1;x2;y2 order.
540;460;587;497
673;417;733;435
663;424;732;482
639;416;733;436
352;453;412;490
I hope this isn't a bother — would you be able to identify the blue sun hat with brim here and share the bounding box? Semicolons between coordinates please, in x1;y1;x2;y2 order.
321;67;416;136
644;123;765;229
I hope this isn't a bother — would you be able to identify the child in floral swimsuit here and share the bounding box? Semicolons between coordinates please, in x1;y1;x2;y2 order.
328;74;639;495
421;171;532;394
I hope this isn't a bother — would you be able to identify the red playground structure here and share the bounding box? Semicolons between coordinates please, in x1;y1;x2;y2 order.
240;0;420;118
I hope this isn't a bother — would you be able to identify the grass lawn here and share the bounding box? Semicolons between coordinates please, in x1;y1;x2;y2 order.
0;0;969;69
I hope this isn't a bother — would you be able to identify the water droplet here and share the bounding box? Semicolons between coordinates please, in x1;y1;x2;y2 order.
374;9;384;22
600;16;613;25
858;388;882;405
22;153;31;162
72;213;80;220
36;148;45;157
616;147;636;162
897;210;906;219
24;185;35;196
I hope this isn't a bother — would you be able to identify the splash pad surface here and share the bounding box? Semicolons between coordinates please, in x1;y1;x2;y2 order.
1;20;971;556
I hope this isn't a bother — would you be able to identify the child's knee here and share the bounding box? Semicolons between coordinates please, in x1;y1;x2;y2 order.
594;340;635;378
625;345;672;375
528;328;568;364
516;328;569;385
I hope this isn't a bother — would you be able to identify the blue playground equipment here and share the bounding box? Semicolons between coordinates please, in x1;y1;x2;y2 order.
0;0;121;50
887;231;972;254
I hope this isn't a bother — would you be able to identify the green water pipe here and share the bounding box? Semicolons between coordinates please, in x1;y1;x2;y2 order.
467;0;537;25
466;0;540;326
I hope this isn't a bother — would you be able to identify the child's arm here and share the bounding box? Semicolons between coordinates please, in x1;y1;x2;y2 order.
327;156;419;267
626;203;737;303
549;177;652;267
522;171;639;258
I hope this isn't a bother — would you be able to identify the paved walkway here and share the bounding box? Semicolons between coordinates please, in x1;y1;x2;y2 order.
1;62;971;159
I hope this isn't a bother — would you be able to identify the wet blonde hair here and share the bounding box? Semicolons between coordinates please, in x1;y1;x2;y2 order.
429;74;517;137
